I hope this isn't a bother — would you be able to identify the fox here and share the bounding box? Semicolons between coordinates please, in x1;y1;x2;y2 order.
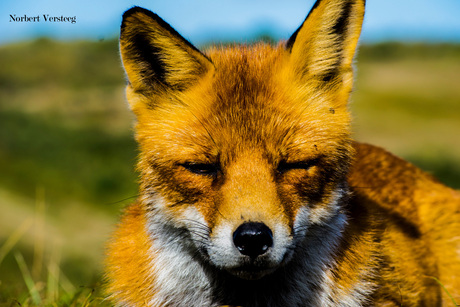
105;0;460;306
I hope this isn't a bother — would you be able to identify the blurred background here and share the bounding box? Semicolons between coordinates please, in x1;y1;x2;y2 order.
1;0;459;305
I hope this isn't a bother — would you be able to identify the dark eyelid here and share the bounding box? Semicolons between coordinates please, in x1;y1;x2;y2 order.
181;162;220;176
277;157;320;174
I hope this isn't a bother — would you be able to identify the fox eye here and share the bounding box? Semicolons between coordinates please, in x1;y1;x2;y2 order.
277;158;319;174
182;162;220;176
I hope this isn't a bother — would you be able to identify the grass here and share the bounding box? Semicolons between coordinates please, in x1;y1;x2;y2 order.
352;43;460;189
0;39;459;304
0;190;110;306
6;248;109;306
426;276;459;307
0;190;111;306
0;110;137;206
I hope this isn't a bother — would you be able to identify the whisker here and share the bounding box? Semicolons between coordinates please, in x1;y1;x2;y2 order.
105;194;140;206
187;108;218;149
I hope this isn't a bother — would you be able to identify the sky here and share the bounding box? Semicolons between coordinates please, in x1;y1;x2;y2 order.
1;0;460;45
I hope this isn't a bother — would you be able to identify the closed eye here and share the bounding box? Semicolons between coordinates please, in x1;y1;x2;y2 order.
277;158;320;174
181;162;220;176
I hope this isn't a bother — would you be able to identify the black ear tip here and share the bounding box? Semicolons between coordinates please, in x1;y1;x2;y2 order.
121;6;162;31
122;6;152;19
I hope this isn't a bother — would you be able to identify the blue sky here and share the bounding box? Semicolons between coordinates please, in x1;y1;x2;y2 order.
2;0;460;45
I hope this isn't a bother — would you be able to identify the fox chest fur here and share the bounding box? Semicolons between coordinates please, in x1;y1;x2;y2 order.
105;0;460;306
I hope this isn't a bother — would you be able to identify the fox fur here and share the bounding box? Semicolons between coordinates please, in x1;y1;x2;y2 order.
105;0;460;306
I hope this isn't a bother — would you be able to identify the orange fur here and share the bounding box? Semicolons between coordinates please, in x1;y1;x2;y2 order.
106;1;460;306
105;203;156;305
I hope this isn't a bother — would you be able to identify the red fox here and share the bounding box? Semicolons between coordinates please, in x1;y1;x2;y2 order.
105;0;460;305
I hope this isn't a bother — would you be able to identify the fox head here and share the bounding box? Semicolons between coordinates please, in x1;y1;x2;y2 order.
120;0;365;279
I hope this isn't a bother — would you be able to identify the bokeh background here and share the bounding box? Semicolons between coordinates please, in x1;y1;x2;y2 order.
1;0;459;305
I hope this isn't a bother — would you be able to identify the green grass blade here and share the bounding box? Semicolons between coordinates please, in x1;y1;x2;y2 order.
32;186;46;280
14;251;42;305
426;276;459;306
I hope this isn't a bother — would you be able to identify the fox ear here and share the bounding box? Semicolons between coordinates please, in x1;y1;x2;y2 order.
286;0;365;87
120;7;214;93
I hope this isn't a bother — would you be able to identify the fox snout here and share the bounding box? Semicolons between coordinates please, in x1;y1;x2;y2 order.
233;222;273;258
207;219;291;280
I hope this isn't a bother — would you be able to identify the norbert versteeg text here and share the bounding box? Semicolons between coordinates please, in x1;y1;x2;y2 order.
10;14;77;24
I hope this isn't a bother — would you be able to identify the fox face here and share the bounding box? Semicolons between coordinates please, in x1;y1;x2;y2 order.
120;0;364;281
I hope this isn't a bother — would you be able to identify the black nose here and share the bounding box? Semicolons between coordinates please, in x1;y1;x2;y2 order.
233;222;273;258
